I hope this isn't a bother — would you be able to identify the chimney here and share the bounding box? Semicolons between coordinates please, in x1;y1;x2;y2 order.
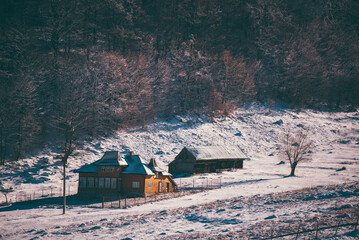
129;151;134;156
149;158;157;167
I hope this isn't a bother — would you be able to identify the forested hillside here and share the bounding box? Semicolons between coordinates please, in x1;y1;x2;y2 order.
1;0;358;162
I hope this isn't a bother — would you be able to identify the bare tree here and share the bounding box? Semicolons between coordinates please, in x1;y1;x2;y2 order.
54;56;87;214
0;183;13;205
280;130;313;176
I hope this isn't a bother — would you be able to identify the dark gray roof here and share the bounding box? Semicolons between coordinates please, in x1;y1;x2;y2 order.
97;151;128;166
122;155;154;175
148;158;171;176
74;151;128;173
186;146;247;160
74;160;100;173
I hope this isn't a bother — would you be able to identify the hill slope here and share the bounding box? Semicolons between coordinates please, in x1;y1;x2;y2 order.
0;105;358;238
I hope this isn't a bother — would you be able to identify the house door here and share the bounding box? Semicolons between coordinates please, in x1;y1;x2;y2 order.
158;182;163;192
166;183;170;192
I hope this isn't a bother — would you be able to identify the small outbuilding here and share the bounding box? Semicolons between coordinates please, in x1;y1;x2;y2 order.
168;146;247;175
75;151;177;197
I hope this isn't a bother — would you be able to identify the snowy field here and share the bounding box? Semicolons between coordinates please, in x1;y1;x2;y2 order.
0;104;358;239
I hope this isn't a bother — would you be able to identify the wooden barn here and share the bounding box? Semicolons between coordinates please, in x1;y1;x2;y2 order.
168;146;247;175
75;151;177;197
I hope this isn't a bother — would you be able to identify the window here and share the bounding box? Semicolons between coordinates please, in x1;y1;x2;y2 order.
158;182;163;192
101;166;114;172
111;178;117;189
132;181;140;189
105;178;111;188
79;177;86;188
148;182;152;188
98;177;104;188
87;177;94;188
155;172;159;178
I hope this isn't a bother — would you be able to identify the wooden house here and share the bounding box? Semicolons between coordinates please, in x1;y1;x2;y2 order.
75;151;177;197
168;146;247;175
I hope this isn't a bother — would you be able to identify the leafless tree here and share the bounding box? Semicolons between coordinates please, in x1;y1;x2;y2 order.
0;184;13;205
280;130;313;176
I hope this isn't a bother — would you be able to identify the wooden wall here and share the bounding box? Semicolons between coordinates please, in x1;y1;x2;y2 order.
144;174;176;195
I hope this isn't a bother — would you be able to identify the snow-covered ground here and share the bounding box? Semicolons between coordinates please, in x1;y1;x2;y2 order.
1;104;358;239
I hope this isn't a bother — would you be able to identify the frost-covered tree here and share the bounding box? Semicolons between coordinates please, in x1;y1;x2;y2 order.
280;130;313;176
0;183;13;205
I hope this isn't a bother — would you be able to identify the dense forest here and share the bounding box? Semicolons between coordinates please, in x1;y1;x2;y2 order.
0;0;358;163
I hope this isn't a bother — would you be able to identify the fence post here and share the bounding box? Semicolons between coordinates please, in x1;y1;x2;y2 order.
102;196;104;208
193;178;195;188
334;219;342;236
295;224;301;240
124;197;127;208
119;196;121;209
315;220;320;239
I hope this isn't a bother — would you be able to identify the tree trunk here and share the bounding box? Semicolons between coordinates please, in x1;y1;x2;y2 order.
63;161;66;214
290;162;297;176
4;194;8;205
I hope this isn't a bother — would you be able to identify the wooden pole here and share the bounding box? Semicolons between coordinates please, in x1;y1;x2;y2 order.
315;221;319;239
295;224;301;240
124;197;127;208
62;162;66;214
119;196;121;209
355;215;359;231
102;196;104;208
334;219;342;236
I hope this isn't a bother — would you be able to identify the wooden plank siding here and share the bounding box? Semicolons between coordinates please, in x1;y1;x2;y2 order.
144;175;176;195
169;147;245;175
76;152;177;197
121;174;146;195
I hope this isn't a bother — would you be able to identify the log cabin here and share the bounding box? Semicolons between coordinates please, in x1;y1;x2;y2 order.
75;151;177;197
168;146;247;175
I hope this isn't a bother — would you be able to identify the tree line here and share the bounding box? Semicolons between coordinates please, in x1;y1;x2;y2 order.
0;0;358;163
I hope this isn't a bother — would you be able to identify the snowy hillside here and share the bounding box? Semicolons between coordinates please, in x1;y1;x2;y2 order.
1;104;358;197
0;104;358;239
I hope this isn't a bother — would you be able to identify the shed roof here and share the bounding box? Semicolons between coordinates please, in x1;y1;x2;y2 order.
186;146;247;160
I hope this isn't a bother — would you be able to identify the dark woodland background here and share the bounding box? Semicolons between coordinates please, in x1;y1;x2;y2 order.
0;0;358;163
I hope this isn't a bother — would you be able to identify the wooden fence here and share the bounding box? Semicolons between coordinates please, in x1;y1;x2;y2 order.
0;178;221;206
254;215;359;239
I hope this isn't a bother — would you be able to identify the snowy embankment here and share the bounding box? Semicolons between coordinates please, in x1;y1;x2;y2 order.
0;104;358;239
